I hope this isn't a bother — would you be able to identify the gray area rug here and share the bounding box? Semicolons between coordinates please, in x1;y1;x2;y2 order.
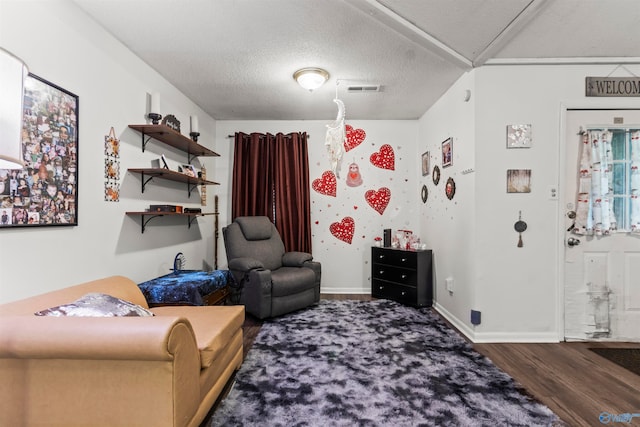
210;299;562;426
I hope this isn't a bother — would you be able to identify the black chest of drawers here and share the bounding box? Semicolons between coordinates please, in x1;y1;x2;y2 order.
371;247;433;307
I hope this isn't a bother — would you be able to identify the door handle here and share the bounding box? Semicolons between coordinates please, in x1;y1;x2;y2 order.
567;237;581;247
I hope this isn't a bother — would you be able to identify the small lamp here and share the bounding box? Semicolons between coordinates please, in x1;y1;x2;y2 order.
293;67;330;92
0;47;28;169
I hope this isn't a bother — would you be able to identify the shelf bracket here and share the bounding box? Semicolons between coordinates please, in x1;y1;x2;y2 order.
187;182;198;198
140;172;155;193
141;132;153;153
187;215;200;228
187;151;196;164
140;214;162;233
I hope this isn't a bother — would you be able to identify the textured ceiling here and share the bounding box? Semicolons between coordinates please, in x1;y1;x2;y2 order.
71;0;640;120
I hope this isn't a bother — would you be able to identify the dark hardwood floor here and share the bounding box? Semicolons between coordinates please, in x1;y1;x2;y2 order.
205;295;640;427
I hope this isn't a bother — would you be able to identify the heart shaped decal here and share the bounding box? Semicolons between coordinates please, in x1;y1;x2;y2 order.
344;125;366;152
330;216;355;244
370;144;395;170
312;171;337;197
365;187;391;215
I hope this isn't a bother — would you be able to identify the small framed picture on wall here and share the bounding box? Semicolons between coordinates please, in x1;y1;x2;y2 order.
421;151;430;176
506;124;532;148
442;137;452;168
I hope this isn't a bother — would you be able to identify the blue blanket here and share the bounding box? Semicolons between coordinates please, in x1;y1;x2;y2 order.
138;270;231;306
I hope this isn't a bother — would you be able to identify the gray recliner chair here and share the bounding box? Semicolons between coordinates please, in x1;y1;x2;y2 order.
222;216;321;319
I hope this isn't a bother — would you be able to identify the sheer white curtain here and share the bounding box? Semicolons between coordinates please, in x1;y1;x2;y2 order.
574;130;617;235
631;130;640;231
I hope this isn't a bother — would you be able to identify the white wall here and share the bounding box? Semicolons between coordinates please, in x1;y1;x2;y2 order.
421;63;640;342
0;0;219;303
417;71;477;336
215;120;419;293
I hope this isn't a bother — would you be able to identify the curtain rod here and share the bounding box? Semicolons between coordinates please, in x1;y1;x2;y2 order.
227;133;310;138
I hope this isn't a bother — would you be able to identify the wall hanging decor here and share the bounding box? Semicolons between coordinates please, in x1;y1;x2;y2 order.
344;124;366;152
104;127;120;202
506;124;532;148
364;187;391;215
514;211;527;247
442;137;453;168
1;73;79;227
421;185;428;203
445;177;456;200
507;169;532;193
421;151;430;176
370;144;395;170
345;162;363;187
312;170;337;197
325;98;346;178
432;165;441;185
330;216;355;244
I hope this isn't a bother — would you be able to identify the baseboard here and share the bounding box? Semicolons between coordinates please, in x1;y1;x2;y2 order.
434;302;561;343
433;302;475;341
321;287;370;294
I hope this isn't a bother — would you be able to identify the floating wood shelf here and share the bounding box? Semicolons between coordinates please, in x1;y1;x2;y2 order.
125;211;214;233
129;124;219;163
128;168;219;196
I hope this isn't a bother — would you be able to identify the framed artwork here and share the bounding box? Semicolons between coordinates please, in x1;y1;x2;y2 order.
445;177;456;200
421;185;428;203
507;169;532;193
432;165;441;185
0;73;79;228
181;164;197;177
507;124;532;148
421;151;430;176
442;137;452;167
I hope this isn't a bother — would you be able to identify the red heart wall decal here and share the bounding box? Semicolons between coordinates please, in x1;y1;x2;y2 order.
370;144;395;170
312;171;337;197
365;187;391;215
330;216;355;244
344;125;366;152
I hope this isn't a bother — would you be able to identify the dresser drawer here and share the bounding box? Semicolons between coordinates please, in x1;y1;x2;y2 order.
372;265;417;286
372;280;416;304
372;247;416;268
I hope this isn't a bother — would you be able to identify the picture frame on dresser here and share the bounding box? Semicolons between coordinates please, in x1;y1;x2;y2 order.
1;73;79;228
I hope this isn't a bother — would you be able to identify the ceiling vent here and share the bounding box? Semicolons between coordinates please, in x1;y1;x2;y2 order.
346;84;381;93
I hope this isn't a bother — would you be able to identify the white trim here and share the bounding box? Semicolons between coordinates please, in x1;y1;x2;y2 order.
347;0;472;69
472;332;561;344
433;302;475;341
485;57;640;66
321;287;370;294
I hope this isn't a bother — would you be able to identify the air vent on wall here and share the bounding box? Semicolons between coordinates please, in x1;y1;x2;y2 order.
347;84;381;93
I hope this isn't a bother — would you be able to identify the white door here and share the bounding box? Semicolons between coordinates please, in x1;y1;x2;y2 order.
564;109;640;341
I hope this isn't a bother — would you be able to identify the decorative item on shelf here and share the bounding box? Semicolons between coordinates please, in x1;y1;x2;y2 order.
373;236;382;247
181;164;196;177
190;115;200;142
445;177;456;200
397;229;413;250
172;252;186;273
383;228;391;247
183;207;202;213
148;92;161;124
161;154;169;170
200;165;207;206
162;114;181;133
149;204;182;213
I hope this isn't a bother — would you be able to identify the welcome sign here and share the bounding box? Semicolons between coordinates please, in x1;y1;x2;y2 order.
586;77;640;97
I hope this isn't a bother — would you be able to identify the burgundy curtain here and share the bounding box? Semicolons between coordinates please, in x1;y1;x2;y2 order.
231;132;312;253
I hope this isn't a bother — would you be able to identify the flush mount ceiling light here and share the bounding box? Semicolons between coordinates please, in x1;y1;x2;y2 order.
293;67;330;91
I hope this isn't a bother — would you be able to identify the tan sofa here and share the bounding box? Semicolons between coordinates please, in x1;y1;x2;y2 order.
0;275;244;427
